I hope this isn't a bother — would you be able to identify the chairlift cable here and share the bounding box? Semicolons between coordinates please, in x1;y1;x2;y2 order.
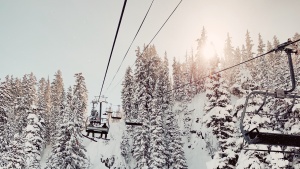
105;0;155;92
106;0;183;94
165;38;300;95
98;0;127;101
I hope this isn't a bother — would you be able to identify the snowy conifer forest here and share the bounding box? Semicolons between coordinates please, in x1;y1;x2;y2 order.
1;29;300;169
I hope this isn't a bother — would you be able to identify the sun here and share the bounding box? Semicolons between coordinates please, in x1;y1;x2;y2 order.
200;33;223;59
201;42;216;58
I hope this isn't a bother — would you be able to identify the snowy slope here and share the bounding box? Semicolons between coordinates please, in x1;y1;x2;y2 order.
84;119;126;169
179;93;211;169
179;93;238;169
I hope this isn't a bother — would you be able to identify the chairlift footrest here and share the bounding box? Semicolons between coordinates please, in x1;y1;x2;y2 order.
245;129;300;147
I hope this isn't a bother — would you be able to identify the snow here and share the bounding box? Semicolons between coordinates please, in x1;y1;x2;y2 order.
27;113;38;123
40;145;52;168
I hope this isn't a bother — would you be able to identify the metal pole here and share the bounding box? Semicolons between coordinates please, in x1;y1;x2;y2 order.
99;101;102;125
285;50;296;93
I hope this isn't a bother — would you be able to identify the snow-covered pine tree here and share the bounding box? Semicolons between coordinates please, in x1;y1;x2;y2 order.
47;85;88;169
17;74;38;134
120;66;135;165
223;33;235;86
172;57;183;102
45;104;70;169
47;83;88;169
72;73;88;128
202;54;237;168
121;66;134;134
50;70;64;145
181;60;193;142
132;45;160;168
37;78;46;112
44;78;52;143
159;54;187;169
37;78;48;145
195;27;208;93
0;78;13;167
23;73;37;108
244;30;256;79
255;33;267;89
188;50;198;97
131;46;147;168
229;47;242;95
24;113;44;169
3;133;25;169
122;66;134;119
120;131;131;164
149;57;167;169
71;74;89;168
293;32;300;89
167;109;188;169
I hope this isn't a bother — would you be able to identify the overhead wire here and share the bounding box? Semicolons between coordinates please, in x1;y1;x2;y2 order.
105;0;155;93
106;0;183;94
98;0;127;101
165;38;300;95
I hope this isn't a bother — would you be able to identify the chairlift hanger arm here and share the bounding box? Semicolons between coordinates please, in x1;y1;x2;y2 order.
240;90;300;136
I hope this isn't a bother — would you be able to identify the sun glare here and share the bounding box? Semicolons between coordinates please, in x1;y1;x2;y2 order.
201;42;216;58
200;33;223;60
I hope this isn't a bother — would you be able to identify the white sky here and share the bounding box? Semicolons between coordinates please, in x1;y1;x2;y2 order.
1;0;300;109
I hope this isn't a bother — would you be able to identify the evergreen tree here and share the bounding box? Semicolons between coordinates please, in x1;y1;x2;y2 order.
16;74;38;134
0;78;13;167
24;113;44;169
167;110;188;169
120;131;131;164
121;66;135;164
229;47;242;93
223;33;235;85
50;70;64;145
132;45;160;168
245;30;256;78
172;57;183;102
293;32;300;89
202;54;238;168
121;66;134;135
44;78;52;143
256;33;267;89
181;61;193;142
149;58;167;169
3;134;26;169
47;84;88;169
37;78;48;145
71;74;89;168
72;73;88;128
195;27;209;92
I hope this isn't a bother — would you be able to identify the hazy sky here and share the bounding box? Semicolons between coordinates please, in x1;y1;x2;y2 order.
1;0;300;110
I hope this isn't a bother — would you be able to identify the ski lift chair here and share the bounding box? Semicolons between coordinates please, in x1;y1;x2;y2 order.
105;105;113;114
240;91;300;147
111;105;122;120
85;118;109;135
240;41;300;149
85;99;110;138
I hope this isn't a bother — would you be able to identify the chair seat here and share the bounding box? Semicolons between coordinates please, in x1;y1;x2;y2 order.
245;129;300;147
86;126;109;133
125;121;143;126
111;116;122;119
